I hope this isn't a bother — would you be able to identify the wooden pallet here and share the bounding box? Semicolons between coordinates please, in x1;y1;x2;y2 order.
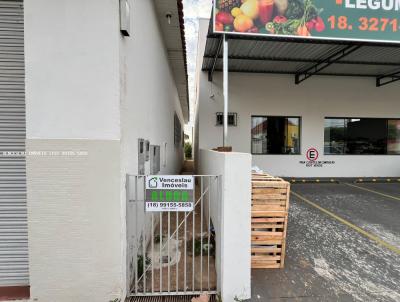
251;173;290;269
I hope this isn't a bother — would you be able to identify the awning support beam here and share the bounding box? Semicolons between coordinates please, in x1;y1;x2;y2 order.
208;36;223;82
295;45;362;85
203;54;400;67
376;70;400;87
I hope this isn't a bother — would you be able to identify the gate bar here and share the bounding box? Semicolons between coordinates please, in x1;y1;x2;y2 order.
151;213;154;293
168;211;171;293
208;176;211;291
184;209;187;293
135;182;214;285
192;183;195;291
135;176;138;294
200;178;204;291
143;182;146;294
131;176;219;296
176;212;179;293
159;212;163;293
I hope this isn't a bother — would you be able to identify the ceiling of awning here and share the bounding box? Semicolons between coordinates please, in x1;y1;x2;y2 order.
154;0;189;122
202;20;400;87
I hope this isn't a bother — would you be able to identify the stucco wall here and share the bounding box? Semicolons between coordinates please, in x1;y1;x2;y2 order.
26;140;122;302
24;0;124;301
25;0;121;140
119;0;184;178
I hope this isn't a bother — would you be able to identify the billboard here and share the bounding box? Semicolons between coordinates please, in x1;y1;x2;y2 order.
213;0;400;43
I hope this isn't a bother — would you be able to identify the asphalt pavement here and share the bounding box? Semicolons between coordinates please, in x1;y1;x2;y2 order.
251;182;400;302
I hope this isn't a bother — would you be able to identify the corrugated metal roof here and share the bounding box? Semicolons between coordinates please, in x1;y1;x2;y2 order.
202;20;400;84
153;0;189;122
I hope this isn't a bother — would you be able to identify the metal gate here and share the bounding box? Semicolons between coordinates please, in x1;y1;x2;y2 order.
126;175;220;297
0;0;28;287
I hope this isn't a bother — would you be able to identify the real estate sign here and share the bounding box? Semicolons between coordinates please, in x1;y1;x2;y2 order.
145;175;194;212
213;0;400;43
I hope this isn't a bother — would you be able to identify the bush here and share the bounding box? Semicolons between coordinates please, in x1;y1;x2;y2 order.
184;142;192;159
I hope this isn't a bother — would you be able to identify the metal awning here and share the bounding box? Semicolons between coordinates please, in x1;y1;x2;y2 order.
202;20;400;87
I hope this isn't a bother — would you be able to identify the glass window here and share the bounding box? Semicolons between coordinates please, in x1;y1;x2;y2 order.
286;118;301;154
346;118;386;155
216;112;237;126
388;120;400;155
251;116;301;155
324;118;400;155
324;118;346;154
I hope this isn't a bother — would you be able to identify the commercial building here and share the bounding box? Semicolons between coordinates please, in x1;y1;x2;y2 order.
0;0;188;301
192;4;400;298
195;18;400;178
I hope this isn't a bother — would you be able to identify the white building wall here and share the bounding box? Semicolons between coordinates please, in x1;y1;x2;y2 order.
119;0;185;293
119;0;184;178
199;150;252;302
24;0;124;301
196;23;400;178
24;0;185;301
25;0;121;140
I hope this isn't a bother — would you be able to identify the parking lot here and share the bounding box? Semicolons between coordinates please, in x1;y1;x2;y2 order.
252;181;400;302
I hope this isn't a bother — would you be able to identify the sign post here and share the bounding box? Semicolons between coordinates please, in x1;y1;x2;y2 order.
145;175;194;212
214;0;400;44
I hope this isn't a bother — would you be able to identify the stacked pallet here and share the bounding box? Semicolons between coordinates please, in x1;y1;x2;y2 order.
251;173;290;269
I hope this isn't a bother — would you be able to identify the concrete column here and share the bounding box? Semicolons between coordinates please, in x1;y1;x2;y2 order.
199;149;252;301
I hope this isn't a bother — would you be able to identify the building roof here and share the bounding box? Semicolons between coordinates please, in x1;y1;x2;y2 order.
202;19;400;87
154;0;189;122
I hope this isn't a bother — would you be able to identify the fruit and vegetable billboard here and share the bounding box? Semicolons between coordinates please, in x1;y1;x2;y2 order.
214;0;400;43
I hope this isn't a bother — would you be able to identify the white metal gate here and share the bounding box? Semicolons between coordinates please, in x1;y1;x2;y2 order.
0;0;28;287
126;175;220;297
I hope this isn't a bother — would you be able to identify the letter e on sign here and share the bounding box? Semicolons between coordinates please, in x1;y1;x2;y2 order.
306;148;319;161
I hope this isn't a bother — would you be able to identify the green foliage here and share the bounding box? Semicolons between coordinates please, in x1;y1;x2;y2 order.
191;237;215;257
137;255;150;278
184;142;192;159
154;234;161;244
285;0;304;19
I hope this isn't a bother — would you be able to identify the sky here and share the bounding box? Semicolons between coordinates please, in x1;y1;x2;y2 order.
182;0;212;126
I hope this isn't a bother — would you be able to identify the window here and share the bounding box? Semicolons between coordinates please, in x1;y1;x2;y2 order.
388;120;400;154
324;118;400;155
251;116;301;155
216;112;237;126
324;119;346;154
